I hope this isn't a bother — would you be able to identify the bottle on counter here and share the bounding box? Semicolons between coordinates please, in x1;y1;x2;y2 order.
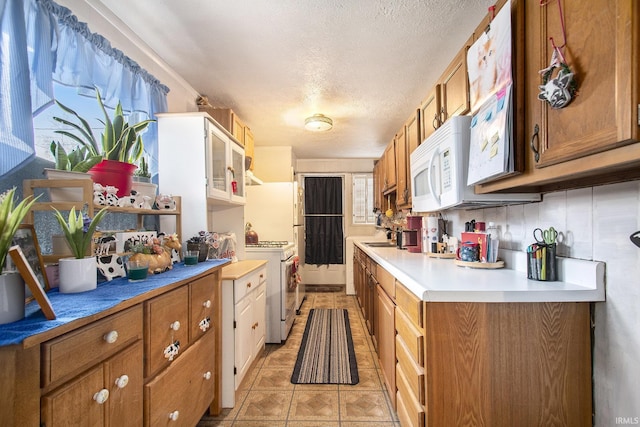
487;222;500;263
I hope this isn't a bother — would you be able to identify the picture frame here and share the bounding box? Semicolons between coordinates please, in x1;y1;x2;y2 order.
10;224;49;291
8;246;56;320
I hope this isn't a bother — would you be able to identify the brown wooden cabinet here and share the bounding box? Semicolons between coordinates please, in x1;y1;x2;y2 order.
477;0;640;194
437;44;471;124
394;125;408;207
376;284;396;409
373;159;383;211
383;139;397;192
0;266;225;427
419;85;441;141
244;126;255;170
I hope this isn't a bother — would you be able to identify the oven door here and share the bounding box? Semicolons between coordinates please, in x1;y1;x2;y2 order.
281;256;297;339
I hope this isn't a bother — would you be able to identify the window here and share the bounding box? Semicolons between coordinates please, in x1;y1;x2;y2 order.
352;174;375;224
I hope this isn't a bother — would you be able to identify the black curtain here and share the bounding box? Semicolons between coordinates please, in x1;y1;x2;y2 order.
304;177;344;265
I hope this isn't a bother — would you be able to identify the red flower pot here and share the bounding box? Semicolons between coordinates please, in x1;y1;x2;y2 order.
88;160;137;197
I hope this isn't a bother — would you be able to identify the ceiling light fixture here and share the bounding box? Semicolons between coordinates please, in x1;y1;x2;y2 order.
304;114;333;132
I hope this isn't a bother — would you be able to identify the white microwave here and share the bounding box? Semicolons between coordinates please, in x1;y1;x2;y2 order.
410;116;539;213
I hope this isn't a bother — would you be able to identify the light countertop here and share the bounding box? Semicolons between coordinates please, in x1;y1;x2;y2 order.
222;259;267;280
356;242;605;303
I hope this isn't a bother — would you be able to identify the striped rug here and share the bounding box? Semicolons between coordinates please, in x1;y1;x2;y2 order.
291;308;359;385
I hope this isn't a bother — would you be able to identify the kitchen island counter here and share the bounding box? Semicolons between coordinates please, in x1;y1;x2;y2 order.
355;242;605;303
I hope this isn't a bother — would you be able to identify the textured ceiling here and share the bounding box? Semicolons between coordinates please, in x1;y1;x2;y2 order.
97;0;494;159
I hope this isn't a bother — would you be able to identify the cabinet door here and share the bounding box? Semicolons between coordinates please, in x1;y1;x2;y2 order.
384;140;396;190
377;285;396;409
244;127;255;170
232;113;245;146
373;160;382;211
229;141;246;203
405;112;421;208
439;45;471;122
395;126;408;207
420;85;441;141
42;365;105;427
252;282;266;357
532;0;639;167
105;341;143;427
206;121;230;200
234;295;253;388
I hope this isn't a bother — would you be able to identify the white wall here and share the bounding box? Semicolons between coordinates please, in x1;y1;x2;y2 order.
442;181;640;425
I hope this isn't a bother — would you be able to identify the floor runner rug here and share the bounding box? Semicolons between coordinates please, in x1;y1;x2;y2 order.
291;308;359;385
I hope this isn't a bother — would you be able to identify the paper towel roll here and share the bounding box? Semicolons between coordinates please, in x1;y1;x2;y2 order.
425;216;439;252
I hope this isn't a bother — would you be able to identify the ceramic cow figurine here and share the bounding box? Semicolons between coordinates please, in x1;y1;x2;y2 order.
96;254;125;281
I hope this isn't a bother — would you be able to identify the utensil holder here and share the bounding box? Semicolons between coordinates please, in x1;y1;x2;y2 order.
527;243;557;281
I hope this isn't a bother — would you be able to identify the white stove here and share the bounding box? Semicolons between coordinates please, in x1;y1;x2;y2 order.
245;241;297;342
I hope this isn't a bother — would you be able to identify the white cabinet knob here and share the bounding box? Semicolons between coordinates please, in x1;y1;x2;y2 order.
203;371;212;380
168;411;179;421
115;375;129;389
93;389;109;404
202;300;211;308
169;321;180;331
103;330;118;344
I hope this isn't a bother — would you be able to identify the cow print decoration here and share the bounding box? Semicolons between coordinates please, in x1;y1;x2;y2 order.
96;254;126;281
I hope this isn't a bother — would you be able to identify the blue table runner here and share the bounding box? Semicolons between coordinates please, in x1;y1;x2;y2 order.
0;259;230;346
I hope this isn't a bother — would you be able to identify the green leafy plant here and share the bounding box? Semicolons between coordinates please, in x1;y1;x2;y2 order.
52;87;155;165
49;141;103;173
134;156;151;178
52;206;108;259
0;188;39;275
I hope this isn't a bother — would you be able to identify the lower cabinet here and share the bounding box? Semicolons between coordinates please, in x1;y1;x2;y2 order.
376;284;396;409
221;261;267;408
354;247;593;427
0;266;224;427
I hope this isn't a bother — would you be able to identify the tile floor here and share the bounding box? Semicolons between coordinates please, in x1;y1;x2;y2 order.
198;290;400;427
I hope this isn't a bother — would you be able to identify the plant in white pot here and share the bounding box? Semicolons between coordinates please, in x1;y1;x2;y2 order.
52;206;108;293
52;87;155;197
0;188;38;324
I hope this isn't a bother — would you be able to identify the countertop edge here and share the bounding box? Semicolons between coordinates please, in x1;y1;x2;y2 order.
355;242;606;303
221;259;268;280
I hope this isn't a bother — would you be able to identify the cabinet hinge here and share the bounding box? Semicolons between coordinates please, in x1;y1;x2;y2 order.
234;366;237;375
233;320;236;329
637;104;640;126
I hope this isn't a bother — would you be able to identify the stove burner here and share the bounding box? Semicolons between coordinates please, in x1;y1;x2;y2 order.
246;240;291;248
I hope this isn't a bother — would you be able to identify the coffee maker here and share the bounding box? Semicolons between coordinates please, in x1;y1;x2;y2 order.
402;216;423;253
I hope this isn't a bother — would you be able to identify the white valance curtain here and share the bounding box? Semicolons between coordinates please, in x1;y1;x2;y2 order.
0;0;169;176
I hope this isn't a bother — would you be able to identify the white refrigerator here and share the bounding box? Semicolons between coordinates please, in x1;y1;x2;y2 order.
245;182;305;310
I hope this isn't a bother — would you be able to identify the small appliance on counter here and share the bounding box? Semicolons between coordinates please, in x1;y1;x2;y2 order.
404;216;423;253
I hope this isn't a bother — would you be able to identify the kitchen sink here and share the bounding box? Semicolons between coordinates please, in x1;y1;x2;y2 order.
363;241;395;247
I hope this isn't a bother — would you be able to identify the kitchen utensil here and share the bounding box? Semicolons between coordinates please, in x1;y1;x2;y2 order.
533;227;557;245
245;222;259;244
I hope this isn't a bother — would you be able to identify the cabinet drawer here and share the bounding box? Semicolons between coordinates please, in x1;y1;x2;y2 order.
233;268;264;304
377;266;395;300
145;286;189;377
396;335;425;405
190;275;216;341
396;308;424;366
395;282;423;329
396;361;425;427
42;306;142;386
145;329;216;427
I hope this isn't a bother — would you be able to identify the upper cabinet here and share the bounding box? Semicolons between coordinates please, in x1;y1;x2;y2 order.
477;0;640;193
437;43;471;124
396;110;421;209
419;85;441;142
383;139;397;193
199;107;246;146
157;113;245;238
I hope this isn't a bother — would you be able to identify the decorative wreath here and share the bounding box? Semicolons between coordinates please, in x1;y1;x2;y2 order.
538;62;578;109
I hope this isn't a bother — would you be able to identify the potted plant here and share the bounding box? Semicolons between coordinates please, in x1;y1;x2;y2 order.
52;87;155;197
131;155;158;200
44;141;104;202
186;231;209;262
52;205;108;293
0;188;38;324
